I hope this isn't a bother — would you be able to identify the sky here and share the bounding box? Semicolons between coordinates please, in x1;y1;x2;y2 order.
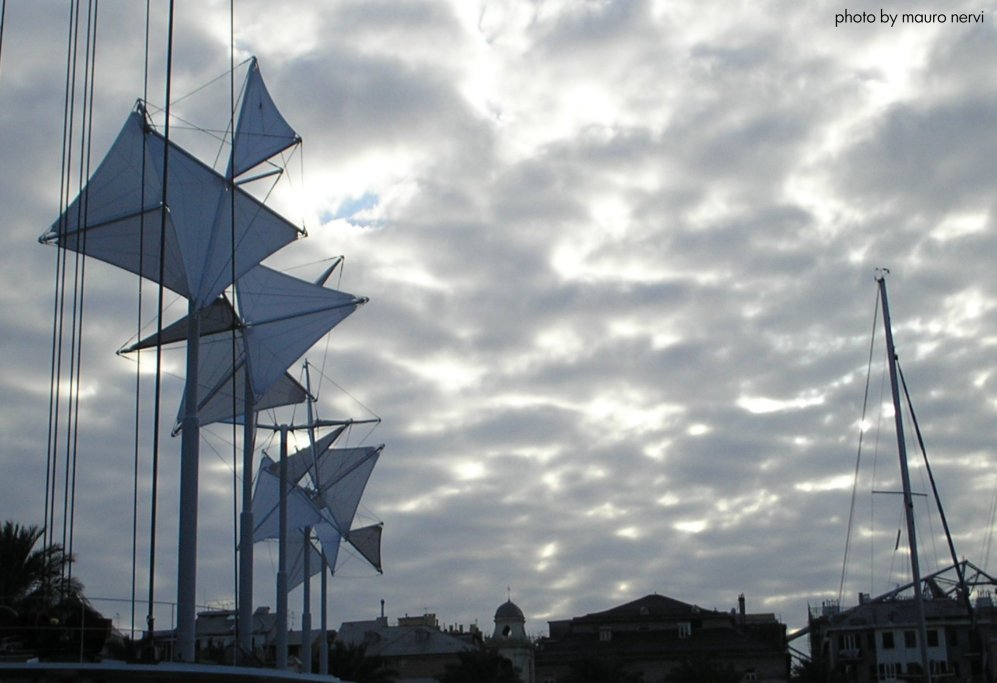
3;0;997;651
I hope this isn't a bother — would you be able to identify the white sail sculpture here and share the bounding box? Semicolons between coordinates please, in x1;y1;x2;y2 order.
229;57;300;179
120;297;310;427
251;426;384;671
40;57;313;662
39;105;301;310
123;264;367;431
256;436;384;559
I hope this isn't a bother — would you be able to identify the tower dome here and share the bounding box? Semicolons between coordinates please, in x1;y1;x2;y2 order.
493;599;527;641
495;600;525;622
492;597;534;682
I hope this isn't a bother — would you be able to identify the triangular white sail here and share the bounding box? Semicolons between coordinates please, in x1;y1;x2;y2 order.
140;264;365;429
229;58;299;179
251;455;323;543
346;523;383;574
236;265;366;397
268;427;347;487
314;446;383;533
40;109;302;309
123;298;238;351
285;520;344;591
197;365;308;429
168;333;309;430
314;519;343;571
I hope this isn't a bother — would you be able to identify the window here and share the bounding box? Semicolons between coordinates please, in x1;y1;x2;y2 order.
743;670;758;681
878;662;899;681
879;662;900;681
599;627;612;642
882;631;895;649
838;633;858;652
678;622;692;639
927;629;939;647
904;630;917;648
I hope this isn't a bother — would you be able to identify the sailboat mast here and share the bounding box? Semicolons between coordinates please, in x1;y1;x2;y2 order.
877;273;932;682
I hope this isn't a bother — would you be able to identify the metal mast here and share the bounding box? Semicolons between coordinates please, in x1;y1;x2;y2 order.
877;271;931;682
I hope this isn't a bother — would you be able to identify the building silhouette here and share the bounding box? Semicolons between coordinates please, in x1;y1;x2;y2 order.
535;593;789;683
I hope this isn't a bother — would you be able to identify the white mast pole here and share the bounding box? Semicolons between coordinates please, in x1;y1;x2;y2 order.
301;361;319;673
176;303;201;662
276;424;289;669
877;272;932;683
319;555;329;675
238;370;256;659
301;527;312;673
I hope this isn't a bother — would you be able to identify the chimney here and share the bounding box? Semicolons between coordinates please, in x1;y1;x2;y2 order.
738;593;746;622
380;599;385;619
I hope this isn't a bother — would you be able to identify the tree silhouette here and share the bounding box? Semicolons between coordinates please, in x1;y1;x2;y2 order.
0;521;110;660
561;655;644;683
328;640;398;683
0;522;81;611
436;649;521;683
665;658;741;683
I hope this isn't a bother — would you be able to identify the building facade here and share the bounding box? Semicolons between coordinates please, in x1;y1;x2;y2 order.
535;593;789;683
803;562;997;682
337;612;483;682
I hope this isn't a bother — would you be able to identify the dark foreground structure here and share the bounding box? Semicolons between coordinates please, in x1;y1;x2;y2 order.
0;661;347;683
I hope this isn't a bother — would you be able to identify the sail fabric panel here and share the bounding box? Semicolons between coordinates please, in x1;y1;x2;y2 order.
269;427;346;486
236;265;365;396
230;58;299;178
286;530;325;592
42;109;301;309
346;523;383;573
183;367;307;429
124;297;239;352
314;446;382;533
314;520;342;572
251;455;323;542
40;112;188;294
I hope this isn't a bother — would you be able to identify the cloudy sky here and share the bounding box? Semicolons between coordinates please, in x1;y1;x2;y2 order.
3;0;997;649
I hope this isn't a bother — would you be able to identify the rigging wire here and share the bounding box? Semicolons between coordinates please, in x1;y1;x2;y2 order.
61;0;85;574
0;0;5;78
227;2;240;659
838;286;881;603
65;0;101;593
44;0;79;595
869;345;888;594
148;0;176;645
983;473;997;573
898;360;972;603
130;0;152;642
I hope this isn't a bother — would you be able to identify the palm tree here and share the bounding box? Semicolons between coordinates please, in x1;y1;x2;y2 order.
0;521;81;611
